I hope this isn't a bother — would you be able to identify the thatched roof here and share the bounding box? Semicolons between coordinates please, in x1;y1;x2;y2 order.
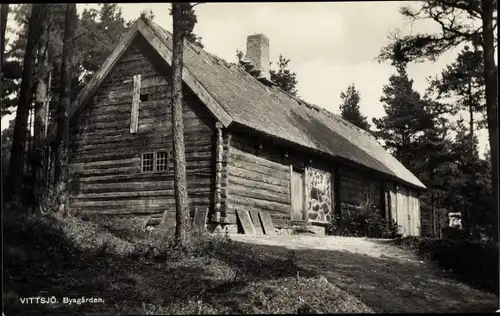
68;17;426;190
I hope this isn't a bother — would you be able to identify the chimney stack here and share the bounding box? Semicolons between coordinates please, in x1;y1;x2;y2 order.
246;34;270;80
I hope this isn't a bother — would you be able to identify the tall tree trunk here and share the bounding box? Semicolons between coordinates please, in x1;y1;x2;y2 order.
54;3;76;214
1;4;9;78
165;3;191;246
32;6;50;214
480;0;498;243
5;4;42;205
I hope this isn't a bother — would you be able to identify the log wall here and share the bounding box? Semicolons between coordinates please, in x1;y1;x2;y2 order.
68;35;215;219
224;132;291;226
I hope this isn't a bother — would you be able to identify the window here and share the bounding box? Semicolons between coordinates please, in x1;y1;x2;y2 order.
142;153;154;172
141;152;170;173
156;152;168;171
140;93;149;102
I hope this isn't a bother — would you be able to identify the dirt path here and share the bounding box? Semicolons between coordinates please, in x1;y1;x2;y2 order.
229;234;499;313
230;234;420;263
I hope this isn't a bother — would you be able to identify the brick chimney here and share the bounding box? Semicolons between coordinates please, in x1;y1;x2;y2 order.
246;34;270;80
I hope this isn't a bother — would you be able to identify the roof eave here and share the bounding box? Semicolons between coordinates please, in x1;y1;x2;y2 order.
228;122;426;191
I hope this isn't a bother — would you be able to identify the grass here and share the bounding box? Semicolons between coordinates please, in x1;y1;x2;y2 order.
244;243;498;313
3;209;498;314
3;210;374;315
391;236;499;295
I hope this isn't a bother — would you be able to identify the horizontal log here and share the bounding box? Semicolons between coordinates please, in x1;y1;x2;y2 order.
70;196;211;209
72;110;206;137
227;173;289;195
70;165;139;177
228;182;289;204
228;157;289;179
72;122;212;140
138;117;210;132
71;130;212;147
74;98;206;125
230;147;288;172
70;157;139;172
120;52;144;63
71;136;213;154
73;150;212;166
70;151;134;164
227;195;290;214
70;162;212;179
72;204;209;216
227;165;289;188
73;188;211;200
71;174;212;186
226;204;291;219
71;133;212;149
75;207;168;216
70;147;214;164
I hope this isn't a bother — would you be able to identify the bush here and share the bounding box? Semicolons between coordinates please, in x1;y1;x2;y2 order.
329;201;400;238
396;236;499;295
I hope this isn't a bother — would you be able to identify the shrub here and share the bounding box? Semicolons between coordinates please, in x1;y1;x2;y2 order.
396;236;499;295
329;201;400;238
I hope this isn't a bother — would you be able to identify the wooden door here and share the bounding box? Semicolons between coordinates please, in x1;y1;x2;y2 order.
396;187;408;236
291;169;305;221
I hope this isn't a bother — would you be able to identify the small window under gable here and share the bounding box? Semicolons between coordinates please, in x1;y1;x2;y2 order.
130;74;141;134
140;93;149;102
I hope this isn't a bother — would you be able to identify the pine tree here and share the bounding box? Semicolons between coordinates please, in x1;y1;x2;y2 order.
377;0;498;242
5;4;43;205
1;4;9;76
269;54;298;96
3;4;132;117
166;2;202;247
32;5;51;214
236;50;299;95
339;83;370;131
372;63;430;172
54;3;76;214
432;45;485;141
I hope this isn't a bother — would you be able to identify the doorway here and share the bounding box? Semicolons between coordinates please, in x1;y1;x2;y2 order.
291;167;305;221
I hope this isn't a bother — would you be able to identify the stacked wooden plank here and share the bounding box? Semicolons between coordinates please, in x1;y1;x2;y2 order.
236;209;276;235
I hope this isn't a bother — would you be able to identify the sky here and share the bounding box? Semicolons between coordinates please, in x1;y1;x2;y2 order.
1;2;491;156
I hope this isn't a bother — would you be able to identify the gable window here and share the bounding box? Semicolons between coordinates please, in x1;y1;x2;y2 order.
142;153;154;172
156;152;168;171
140;93;149;102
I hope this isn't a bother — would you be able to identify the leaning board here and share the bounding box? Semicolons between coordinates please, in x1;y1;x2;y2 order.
236;209;256;235
259;211;276;235
192;208;208;234
249;210;264;235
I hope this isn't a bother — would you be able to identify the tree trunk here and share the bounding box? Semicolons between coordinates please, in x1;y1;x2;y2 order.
54;3;76;214
480;0;498;243
163;3;191;246
5;4;42;205
32;6;50;215
1;4;9;77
